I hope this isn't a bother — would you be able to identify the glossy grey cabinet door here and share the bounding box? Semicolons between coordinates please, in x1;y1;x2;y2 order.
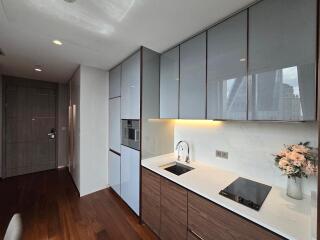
248;0;317;121
108;151;120;195
121;51;141;120
109;97;121;153
109;65;121;99
207;10;247;120
160;46;179;118
180;33;206;119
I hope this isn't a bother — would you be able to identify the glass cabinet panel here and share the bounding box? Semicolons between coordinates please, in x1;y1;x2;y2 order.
121;51;141;120
207;10;247;120
180;32;206;119
109;65;121;99
160;46;179;118
248;0;316;121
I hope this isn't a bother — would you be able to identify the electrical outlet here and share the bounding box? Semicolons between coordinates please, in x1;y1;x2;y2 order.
216;150;228;159
221;151;228;159
216;150;222;158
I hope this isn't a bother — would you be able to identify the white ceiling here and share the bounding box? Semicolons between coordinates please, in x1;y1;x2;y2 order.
0;0;255;83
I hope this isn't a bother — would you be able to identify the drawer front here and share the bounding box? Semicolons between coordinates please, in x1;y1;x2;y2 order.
160;178;188;240
141;168;161;235
188;192;282;240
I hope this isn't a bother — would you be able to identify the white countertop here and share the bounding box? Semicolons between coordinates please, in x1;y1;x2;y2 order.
141;153;313;240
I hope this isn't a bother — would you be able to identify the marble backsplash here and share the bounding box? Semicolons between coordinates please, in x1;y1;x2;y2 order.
174;120;318;195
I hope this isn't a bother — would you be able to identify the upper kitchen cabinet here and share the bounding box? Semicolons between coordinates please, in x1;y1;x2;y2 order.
121;51;141;120
160;46;179;119
180;32;207;119
207;10;247;120
109;64;121;99
248;0;317;121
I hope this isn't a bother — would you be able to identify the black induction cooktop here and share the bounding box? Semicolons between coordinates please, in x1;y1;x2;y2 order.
219;177;272;211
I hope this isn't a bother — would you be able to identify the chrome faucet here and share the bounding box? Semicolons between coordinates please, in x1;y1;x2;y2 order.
175;141;190;163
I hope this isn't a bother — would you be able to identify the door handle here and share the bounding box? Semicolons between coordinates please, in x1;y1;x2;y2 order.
189;228;205;240
48;128;56;140
134;129;139;141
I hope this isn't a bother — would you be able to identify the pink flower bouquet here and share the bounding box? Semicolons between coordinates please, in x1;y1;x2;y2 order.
274;142;318;178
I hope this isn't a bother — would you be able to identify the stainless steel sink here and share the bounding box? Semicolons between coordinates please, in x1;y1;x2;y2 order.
161;162;194;176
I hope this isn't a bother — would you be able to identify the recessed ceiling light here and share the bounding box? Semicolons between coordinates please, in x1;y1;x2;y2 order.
53;40;63;46
34;68;42;72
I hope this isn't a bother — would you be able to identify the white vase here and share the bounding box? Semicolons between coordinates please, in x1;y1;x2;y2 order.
287;177;303;200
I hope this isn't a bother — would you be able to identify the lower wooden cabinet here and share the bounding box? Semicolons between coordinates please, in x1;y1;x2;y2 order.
160;178;188;240
188;192;282;240
141;168;161;235
187;230;205;240
141;167;283;240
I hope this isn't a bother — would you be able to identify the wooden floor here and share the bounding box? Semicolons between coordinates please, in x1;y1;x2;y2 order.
0;168;157;240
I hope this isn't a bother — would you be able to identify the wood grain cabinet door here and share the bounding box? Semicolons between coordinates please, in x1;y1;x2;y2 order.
141;168;161;235
160;178;188;240
188;192;282;240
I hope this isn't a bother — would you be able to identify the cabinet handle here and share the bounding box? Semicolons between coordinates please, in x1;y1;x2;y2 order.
189;228;205;240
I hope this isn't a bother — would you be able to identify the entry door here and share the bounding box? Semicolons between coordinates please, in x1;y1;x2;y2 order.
4;77;57;177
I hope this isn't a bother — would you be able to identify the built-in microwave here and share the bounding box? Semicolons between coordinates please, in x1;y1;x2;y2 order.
121;119;140;151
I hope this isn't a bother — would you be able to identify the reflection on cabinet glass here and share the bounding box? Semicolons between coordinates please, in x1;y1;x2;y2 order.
121;51;141;120
109;97;121;152
248;0;316;121
160;46;179;119
180;32;206;119
109;65;121;99
207;10;247;120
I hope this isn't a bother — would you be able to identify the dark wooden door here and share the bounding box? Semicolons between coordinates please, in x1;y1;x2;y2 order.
4;77;57;177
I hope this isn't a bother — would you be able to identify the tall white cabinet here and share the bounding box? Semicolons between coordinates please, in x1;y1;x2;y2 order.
120;145;140;215
109;98;121;153
108;47;174;217
108;65;121;194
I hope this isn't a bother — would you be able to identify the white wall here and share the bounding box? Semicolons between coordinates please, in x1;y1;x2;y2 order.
175;121;318;195
69;65;109;197
79;65;108;196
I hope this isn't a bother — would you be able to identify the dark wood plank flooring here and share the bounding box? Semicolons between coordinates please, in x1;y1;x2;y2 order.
0;168;157;240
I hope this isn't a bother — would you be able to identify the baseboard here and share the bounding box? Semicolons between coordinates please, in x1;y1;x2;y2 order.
79;184;108;197
66;170;81;197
